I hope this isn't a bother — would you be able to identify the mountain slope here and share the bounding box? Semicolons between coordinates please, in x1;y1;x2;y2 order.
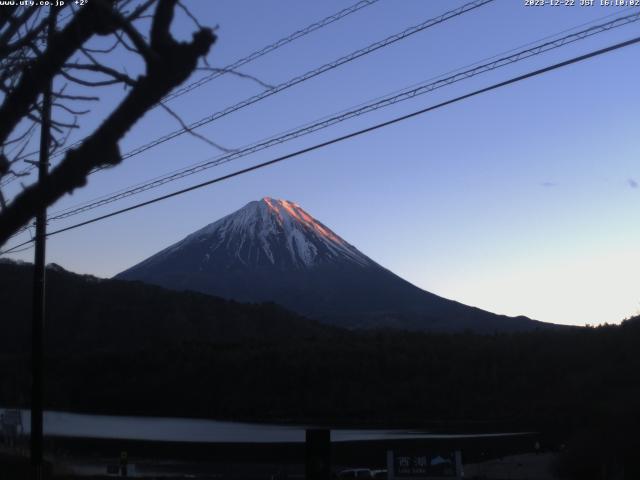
116;198;546;332
0;259;331;355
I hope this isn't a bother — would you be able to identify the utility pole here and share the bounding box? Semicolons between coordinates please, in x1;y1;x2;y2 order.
31;7;55;480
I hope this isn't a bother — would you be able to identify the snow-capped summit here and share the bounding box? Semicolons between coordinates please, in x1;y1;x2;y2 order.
172;197;373;269
116;198;545;333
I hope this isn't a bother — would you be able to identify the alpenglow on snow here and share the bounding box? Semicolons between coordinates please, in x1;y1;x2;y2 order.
116;198;546;333
170;197;373;269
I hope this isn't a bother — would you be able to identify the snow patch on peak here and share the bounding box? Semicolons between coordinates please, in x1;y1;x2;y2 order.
257;197;371;267
147;198;374;269
261;198;346;246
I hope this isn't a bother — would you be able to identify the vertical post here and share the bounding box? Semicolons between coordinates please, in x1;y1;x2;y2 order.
386;450;395;480
455;450;463;479
120;451;128;477
305;429;331;480
31;7;55;480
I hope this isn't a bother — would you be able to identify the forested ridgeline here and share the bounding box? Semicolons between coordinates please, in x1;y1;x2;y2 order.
1;261;639;479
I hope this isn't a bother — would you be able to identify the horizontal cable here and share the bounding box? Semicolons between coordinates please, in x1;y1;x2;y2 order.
42;10;640;224
111;0;495;164
3;0;495;187
0;0;381;185
3;33;639;255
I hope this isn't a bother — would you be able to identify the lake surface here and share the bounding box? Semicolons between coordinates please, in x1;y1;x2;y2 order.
1;408;529;443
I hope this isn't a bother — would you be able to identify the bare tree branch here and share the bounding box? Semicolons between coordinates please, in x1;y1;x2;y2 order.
178;1;204;30
52;92;100;102
53;103;91;116
59;68;131;87
0;0;216;245
159;101;233;153
64;62;137;87
126;0;157;22
0;1;115;145
119;20;154;61
0;6;37;51
196;66;274;90
0;17;47;58
83;37;120;54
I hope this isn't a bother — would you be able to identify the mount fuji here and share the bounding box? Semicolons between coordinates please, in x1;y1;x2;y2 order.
116;198;545;332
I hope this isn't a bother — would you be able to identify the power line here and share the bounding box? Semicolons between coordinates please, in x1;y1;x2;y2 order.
109;0;494;165
4;0;495;189
5;7;638;245
45;0;382;162
2;243;34;254
3;33;639;256
1;0;381;185
43;6;639;221
0;0;491;188
38;10;640;225
162;0;380;103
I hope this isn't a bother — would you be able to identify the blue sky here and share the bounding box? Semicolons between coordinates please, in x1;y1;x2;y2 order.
4;0;640;326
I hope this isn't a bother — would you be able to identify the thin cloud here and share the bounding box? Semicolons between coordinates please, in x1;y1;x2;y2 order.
540;181;557;188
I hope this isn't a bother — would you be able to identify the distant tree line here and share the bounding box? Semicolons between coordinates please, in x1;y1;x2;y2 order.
1;261;639;479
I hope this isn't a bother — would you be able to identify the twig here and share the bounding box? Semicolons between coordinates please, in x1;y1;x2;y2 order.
159;101;234;153
197;66;274;90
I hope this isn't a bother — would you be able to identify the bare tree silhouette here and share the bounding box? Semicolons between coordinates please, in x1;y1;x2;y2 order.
0;0;216;246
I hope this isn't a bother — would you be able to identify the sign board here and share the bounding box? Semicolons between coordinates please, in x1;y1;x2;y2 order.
387;450;461;479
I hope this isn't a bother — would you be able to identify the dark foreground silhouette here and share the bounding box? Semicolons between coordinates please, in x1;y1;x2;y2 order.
1;261;639;479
